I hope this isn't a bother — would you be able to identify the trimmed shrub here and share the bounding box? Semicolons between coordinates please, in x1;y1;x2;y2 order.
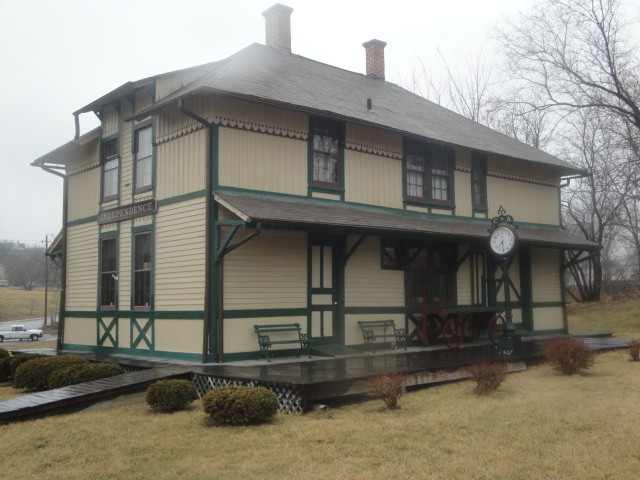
543;337;594;375
467;361;507;395
9;353;40;380
48;362;124;389
0;356;11;382
202;386;278;425
629;340;640;362
0;348;8;359
14;355;88;391
367;373;407;410
146;379;198;411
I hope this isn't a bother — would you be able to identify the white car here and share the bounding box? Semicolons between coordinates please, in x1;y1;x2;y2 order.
0;280;9;287
0;325;43;342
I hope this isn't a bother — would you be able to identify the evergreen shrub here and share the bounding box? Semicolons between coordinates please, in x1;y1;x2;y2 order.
146;379;198;411
202;386;278;425
9;353;40;380
14;355;88;391
48;362;124;389
0;356;11;382
367;373;407;410
467;361;507;395
543;337;594;375
629;340;640;362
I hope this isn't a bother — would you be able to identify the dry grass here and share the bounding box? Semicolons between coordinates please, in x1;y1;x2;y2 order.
0;350;638;480
0;286;60;323
0;300;639;479
567;296;640;338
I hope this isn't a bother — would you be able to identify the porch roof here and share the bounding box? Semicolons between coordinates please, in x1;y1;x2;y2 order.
213;191;598;250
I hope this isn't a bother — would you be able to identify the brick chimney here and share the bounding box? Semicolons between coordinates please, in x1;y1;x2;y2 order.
363;39;387;80
263;4;293;53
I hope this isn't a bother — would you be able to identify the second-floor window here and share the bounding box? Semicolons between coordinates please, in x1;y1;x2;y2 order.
472;152;487;210
311;118;343;188
102;139;119;202
100;237;117;309
135;125;153;193
405;140;454;206
133;232;152;309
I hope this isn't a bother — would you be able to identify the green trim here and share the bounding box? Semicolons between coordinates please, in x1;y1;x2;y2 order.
131;317;154;350
223;308;309;319
62;343;202;362
519;247;533;331
223;349;302;362
98;316;118;347
530;328;565;336
215;186;565;233
157;190;206;207
532;302;564;308
66;310;204;319
67;216;98;227
344;306;406;315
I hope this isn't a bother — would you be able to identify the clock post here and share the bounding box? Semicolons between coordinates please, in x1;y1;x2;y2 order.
489;206;521;356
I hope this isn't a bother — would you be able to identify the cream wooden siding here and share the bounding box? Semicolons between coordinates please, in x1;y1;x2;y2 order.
102;105;119;137
456;246;472;305
156;95;308;146
154;198;206;310
66;224;98;310
63;318;96;346
455;171;472;217
118;317;130;348
155;319;203;354
117;225;131;310
223;230;307;310
487;176;559;225
68;167;100;222
531;248;562;303
345;236;404;308
155;64;214;101
533;306;564;331
120;102;134;206
135;89;153;114
344;151;403;208
218;128;307;195
156;129;206;200
223;316;307;355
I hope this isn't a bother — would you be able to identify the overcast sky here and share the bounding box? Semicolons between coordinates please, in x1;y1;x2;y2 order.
0;0;538;245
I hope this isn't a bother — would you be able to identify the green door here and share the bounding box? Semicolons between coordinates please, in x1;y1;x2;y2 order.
309;235;344;345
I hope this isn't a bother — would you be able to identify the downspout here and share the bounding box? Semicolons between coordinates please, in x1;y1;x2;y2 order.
178;100;215;363
39;165;67;350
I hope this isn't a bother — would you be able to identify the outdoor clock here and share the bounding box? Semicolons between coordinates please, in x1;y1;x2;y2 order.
489;225;517;256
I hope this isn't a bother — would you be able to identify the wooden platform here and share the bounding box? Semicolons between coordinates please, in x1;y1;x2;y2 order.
0;367;187;423
1;335;631;419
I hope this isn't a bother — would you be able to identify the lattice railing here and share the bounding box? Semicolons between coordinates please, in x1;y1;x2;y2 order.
191;373;306;414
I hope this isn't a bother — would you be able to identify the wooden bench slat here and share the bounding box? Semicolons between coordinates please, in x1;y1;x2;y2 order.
254;323;311;362
357;320;408;352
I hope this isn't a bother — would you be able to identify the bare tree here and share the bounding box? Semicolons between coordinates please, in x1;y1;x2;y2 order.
561;109;630;300
403;43;497;124
497;0;640;135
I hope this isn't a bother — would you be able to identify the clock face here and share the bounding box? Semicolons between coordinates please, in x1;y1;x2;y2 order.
490;226;516;256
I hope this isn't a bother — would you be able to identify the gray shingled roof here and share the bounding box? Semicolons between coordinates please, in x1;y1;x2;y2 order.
214;190;598;250
128;43;583;176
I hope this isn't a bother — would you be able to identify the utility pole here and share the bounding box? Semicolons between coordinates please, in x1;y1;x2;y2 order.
44;234;48;327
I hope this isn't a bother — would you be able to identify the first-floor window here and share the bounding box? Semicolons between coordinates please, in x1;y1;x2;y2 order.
133;232;152;309
100;238;117;309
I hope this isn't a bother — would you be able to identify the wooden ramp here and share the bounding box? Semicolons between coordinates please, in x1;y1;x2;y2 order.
0;367;186;423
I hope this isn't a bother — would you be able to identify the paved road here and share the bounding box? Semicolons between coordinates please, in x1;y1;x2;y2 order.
0;318;57;344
